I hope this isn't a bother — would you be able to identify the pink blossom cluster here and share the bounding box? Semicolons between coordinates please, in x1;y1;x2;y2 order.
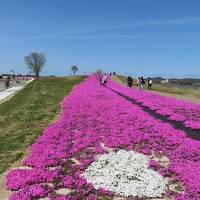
7;76;200;199
108;82;200;130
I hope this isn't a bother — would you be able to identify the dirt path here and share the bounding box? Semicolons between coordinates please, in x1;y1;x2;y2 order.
0;163;21;200
0;147;31;200
0;172;12;200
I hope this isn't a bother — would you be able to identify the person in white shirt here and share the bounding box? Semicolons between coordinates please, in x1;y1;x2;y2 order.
148;77;153;90
137;77;141;90
101;74;108;85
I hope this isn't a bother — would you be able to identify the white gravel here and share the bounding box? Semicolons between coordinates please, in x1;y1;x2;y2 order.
82;150;166;198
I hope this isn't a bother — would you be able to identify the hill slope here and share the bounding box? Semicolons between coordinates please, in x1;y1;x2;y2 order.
0;76;85;173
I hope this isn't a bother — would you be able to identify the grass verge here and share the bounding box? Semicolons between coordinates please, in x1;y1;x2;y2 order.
0;76;85;174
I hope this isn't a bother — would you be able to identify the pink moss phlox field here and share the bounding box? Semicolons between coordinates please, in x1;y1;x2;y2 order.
6;76;200;200
108;82;200;130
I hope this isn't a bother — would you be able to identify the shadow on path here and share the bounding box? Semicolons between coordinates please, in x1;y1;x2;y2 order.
106;86;200;141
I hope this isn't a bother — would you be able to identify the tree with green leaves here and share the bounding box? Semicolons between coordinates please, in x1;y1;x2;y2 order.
71;65;79;76
25;52;46;79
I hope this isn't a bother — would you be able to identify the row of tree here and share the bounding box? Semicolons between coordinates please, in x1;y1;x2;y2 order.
25;52;79;79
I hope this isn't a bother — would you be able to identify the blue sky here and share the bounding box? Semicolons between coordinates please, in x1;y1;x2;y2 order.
0;0;200;78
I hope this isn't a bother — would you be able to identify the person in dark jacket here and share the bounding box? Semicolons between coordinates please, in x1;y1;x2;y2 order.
5;77;10;88
127;76;133;87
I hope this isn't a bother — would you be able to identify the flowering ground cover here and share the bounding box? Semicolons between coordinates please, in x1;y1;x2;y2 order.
6;76;200;200
108;82;200;130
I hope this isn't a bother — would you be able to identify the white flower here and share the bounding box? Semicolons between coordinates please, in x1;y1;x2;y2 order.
82;150;166;198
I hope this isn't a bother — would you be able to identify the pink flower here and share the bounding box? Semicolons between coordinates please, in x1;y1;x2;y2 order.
6;76;200;199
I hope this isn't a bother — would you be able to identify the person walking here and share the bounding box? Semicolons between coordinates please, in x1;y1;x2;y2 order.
127;76;133;87
137;77;141;90
147;77;153;90
5;77;10;88
99;74;103;85
101;74;108;85
140;76;145;90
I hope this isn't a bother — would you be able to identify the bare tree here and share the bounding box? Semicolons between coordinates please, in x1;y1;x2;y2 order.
25;52;46;79
71;65;78;76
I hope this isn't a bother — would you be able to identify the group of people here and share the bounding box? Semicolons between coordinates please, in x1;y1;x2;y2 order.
98;72;153;91
98;72;117;85
127;76;153;90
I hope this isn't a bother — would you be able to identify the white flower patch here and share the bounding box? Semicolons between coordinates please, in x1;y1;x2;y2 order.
82;150;166;198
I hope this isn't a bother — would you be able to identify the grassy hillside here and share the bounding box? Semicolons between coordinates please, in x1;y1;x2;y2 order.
0;76;85;173
116;75;200;103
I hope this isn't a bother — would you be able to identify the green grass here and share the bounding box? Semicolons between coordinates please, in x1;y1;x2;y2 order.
0;76;85;174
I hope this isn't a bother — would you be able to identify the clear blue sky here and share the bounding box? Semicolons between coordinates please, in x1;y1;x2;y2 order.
0;0;200;78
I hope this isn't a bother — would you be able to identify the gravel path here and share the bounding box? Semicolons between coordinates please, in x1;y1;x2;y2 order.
0;79;34;104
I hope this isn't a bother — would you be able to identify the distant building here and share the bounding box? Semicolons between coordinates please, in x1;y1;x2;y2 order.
161;79;169;84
